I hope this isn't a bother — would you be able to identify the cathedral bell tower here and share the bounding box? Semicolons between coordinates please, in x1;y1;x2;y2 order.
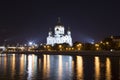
54;17;65;35
67;27;71;36
48;28;52;37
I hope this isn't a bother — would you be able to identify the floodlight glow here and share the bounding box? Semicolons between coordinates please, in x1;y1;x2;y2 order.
29;42;33;46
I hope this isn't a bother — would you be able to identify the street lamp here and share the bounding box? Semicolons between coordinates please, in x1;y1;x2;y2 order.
77;43;82;51
95;44;99;51
59;45;62;51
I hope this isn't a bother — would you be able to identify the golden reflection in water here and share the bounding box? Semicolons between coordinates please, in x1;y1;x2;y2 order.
20;54;25;75
38;58;41;71
43;55;47;79
119;58;120;80
4;55;7;74
11;54;15;79
0;57;2;65
58;55;62;80
43;55;50;78
76;56;83;80
95;57;100;80
106;58;111;80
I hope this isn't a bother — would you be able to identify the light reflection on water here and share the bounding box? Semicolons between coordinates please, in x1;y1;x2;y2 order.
95;57;100;80
28;55;32;80
0;54;119;80
106;58;111;80
43;55;51;79
11;54;15;79
76;56;83;80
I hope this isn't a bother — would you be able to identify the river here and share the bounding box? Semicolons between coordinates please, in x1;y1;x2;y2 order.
0;54;119;80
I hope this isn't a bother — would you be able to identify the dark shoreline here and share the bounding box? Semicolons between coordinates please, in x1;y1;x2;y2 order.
1;51;120;56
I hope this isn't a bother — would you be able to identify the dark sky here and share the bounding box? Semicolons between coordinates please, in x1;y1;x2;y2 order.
0;0;120;44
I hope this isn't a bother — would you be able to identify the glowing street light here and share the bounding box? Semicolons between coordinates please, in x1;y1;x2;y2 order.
58;45;63;51
106;42;109;45
95;44;99;47
76;43;82;51
59;45;62;48
77;43;82;47
95;44;100;51
29;42;33;46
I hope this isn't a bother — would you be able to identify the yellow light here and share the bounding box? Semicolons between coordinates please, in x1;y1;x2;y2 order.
69;48;71;50
106;42;109;45
78;48;81;51
100;41;103;44
96;48;99;50
11;54;15;78
20;47;25;51
77;43;82;47
43;55;47;79
47;45;50;48
72;47;74;50
95;57;100;80
20;54;24;75
44;45;46;48
95;44;99;47
106;58;111;80
59;45;62;48
66;48;68;51
76;56;83;79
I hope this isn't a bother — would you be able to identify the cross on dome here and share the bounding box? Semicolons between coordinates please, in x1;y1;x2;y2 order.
56;17;63;26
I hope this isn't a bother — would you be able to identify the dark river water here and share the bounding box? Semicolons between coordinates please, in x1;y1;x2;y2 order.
0;54;120;80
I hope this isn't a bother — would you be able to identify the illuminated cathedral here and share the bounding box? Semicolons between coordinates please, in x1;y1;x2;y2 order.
46;18;72;46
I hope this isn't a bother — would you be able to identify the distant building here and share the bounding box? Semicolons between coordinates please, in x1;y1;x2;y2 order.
111;35;120;47
46;18;72;46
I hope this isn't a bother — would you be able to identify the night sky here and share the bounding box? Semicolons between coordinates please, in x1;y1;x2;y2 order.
0;0;120;44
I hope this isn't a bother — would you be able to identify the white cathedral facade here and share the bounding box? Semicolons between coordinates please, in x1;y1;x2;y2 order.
46;18;72;46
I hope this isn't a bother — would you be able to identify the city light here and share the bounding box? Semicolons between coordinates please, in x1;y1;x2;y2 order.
29;42;33;46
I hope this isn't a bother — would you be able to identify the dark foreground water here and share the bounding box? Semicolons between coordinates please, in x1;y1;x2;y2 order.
0;54;120;80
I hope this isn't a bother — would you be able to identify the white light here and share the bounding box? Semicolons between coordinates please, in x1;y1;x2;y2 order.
29;42;33;46
34;44;38;47
110;49;113;52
